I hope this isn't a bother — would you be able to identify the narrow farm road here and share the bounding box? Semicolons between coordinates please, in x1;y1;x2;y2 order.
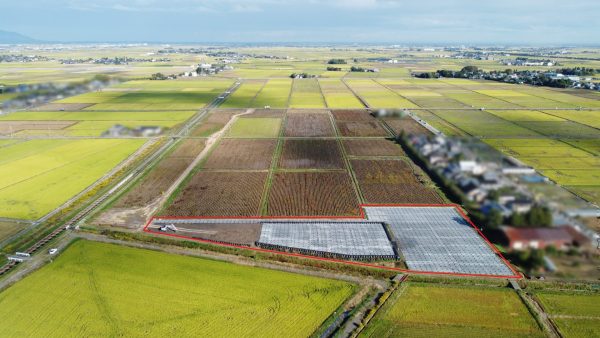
146;108;255;221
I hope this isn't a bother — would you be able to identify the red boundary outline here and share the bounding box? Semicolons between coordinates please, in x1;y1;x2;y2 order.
144;203;521;279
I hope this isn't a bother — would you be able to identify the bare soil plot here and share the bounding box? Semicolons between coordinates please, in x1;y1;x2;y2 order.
336;121;390;137
284;113;335;137
190;111;236;137
279;139;344;169
164;171;267;216
204;139;276;170
161;222;262;245
343;139;405;157
332;109;374;121
30;103;93;111
0;121;76;135
268;172;360;216
384;118;431;136
351;159;443;204
115;139;205;207
116;158;193;208
287;109;330;114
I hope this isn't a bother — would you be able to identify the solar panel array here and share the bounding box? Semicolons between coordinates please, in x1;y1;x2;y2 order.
364;206;515;276
258;221;395;257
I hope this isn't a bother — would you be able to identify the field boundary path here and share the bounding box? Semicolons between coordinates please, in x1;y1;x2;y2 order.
148;108;255;219
342;274;407;338
518;290;562;338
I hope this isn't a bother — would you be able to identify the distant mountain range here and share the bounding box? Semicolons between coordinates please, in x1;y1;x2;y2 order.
0;30;38;44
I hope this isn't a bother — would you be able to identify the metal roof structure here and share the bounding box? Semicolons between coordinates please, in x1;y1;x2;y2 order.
364;206;514;276
258;221;395;257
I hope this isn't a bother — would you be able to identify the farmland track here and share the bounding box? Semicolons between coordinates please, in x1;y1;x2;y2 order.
151;108;255;218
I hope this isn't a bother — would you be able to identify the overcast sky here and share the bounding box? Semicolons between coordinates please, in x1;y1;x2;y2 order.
2;0;599;44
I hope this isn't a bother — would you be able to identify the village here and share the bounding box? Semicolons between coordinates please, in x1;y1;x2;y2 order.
406;132;598;275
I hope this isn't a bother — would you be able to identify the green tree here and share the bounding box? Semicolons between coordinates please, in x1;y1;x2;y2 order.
510;212;526;227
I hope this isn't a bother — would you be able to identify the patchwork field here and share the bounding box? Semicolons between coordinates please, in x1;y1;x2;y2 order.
318;79;365;108
0;139;144;219
384;118;430;136
279;139;344;169
251;79;292;108
158;107;445;217
535;291;600;338
0;110;196;137
361;283;544;337
267;172;360;216
191;110;239;137
351;160;442;204
289;79;326;108
220;80;265;108
345;79;417;109
343;139;405;157
227;117;282;138
164;171;267;216
284;112;335;137
0;240;355;337
204;139;276;170
114;139;205;208
59;79;233;110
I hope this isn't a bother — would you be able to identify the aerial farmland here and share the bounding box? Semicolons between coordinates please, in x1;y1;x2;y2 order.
0;42;599;337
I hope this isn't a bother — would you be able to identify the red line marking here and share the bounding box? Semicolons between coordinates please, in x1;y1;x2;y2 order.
144;203;521;279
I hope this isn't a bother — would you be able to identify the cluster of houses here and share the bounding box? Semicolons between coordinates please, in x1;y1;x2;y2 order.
1;78;117;113
0;54;50;62
59;56;171;65
180;63;233;78
407;134;595;253
102;124;163;137
500;58;555;67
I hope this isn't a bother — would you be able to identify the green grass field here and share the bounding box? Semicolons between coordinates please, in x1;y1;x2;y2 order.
345;79;417;108
361;283;543;338
251;79;292;108
535;291;600;338
289;78;326;108
318;78;365;108
221;80;265;108
0;139;144;219
0;240;354;337
0;111;195;136
227;117;282;138
541;169;600;186
58;79;234;110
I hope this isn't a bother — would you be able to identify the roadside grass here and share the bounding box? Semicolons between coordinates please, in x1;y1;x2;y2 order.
564;185;600;205
0;221;23;243
0;240;355;337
